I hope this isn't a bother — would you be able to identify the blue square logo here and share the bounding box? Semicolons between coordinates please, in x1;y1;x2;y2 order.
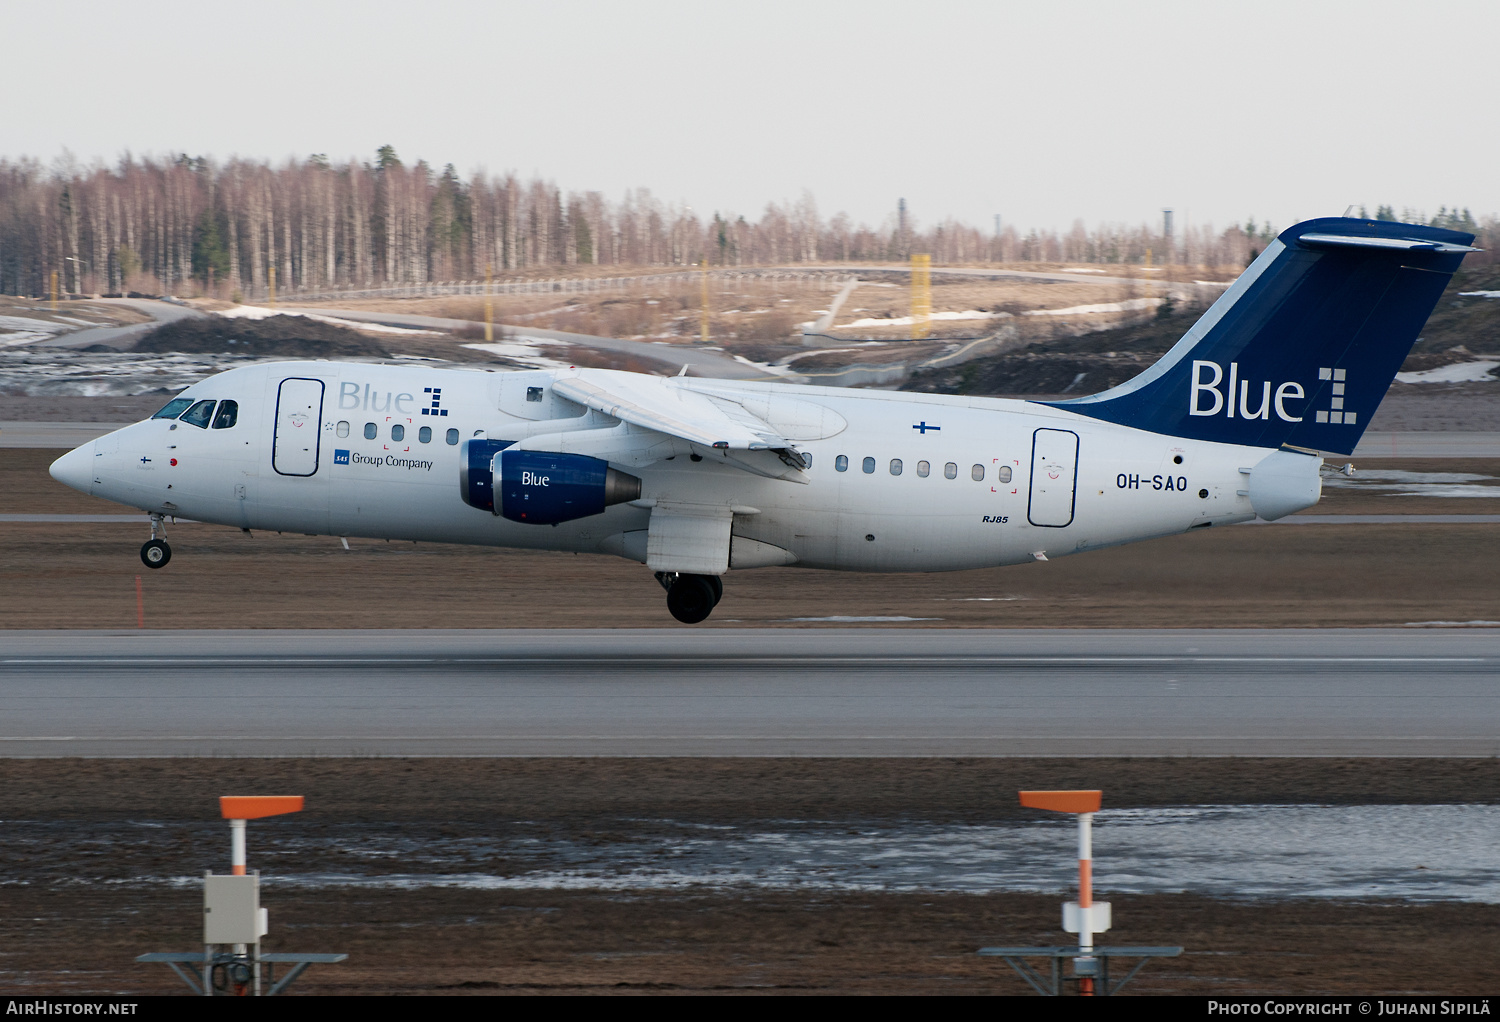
333;449;350;465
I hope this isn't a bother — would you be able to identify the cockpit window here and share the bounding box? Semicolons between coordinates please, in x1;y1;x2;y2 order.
211;400;239;429
152;398;193;420
179;399;216;429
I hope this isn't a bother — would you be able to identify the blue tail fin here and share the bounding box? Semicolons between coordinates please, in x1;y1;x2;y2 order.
1048;217;1476;455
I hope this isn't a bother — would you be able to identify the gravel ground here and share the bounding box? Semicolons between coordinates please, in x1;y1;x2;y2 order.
3;758;1498;996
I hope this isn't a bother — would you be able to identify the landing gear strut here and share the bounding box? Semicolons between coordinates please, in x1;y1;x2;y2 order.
656;572;723;624
141;514;171;569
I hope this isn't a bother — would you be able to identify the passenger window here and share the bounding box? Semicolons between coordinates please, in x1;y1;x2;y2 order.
890;459;902;476
179;400;216;429
152;397;193;419
917;460;930;477
998;465;1013;483
862;457;875;474
419;426;432;444
364;422;377;440
392;424;405;441
835;455;848;472
211;400;239;429
336;420;350;438
944;462;958;479
445;428;459;445
971;464;984;481
526;386;544;403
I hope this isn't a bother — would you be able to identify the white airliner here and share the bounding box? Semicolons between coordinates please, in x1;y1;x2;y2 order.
50;218;1476;622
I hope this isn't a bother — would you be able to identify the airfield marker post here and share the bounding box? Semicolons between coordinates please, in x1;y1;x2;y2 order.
910;254;931;340
1077;805;1094;982
979;790;1179;995
485;263;494;342
700;258;710;344
139;794;348;995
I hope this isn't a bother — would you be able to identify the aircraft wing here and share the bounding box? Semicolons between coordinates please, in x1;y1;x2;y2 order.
547;369;809;482
551;369;792;452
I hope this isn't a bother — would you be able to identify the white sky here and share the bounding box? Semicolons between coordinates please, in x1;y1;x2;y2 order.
8;0;1497;235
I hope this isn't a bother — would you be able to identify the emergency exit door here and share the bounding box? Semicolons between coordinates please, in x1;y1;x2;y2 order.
272;378;324;476
1028;428;1079;527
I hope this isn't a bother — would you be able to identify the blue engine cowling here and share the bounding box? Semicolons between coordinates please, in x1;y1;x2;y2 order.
495;449;641;525
459;438;514;512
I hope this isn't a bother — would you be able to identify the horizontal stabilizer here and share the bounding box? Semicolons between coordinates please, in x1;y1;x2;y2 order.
1298;233;1478;254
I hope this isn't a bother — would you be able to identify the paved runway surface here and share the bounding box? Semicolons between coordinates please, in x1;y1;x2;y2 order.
3;629;1496;757
28;298;203;350
0;422;135;448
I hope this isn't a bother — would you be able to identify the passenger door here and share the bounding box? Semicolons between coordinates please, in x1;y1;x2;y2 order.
1028;428;1079;527
272;378;324;476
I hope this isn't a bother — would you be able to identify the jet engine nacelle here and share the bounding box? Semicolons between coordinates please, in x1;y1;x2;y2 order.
495;450;641;525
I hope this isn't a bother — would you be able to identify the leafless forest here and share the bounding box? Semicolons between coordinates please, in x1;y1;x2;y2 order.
2;149;1494;299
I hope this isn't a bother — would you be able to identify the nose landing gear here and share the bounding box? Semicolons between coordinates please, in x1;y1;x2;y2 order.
656;571;723;624
140;514;172;569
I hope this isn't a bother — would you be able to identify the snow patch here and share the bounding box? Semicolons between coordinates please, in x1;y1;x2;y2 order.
1458;291;1500;298
0;316;73;333
0;315;73;348
462;337;577;370
731;354;804;379
840;310;1007;329
1395;361;1498;384
777;348;861;365
217;305;439;335
0;350;260;396
1389;486;1500;498
1023;297;1162;317
1404;621;1500;628
0;332;62;348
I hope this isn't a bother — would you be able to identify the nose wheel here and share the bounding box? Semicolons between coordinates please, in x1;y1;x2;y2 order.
657;572;723;624
141;513;171;569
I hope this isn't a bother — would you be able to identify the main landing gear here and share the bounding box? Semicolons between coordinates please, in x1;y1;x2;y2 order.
141;513;171;569
656;572;723;624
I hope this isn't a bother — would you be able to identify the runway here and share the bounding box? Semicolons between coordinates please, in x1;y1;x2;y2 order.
3;629;1497;757
27;297;204;350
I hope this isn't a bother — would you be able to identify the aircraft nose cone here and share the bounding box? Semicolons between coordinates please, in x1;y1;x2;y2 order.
49;442;96;495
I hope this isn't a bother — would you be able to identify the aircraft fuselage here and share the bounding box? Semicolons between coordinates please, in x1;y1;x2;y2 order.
60;360;1301;574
